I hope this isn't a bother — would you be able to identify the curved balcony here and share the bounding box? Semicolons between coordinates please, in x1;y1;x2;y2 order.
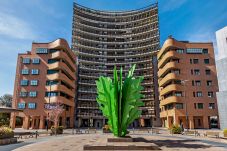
78;82;96;86
159;84;183;96
158;73;181;87
158;51;181;69
78;90;96;94
158;62;180;78
77;98;96;102
160;96;183;106
73;27;159;39
51;51;76;71
79;66;153;72
45;96;74;107
48;61;76;80
45;85;74;98
74;3;157;18
105;59;152;65
75;42;159;52
76;35;158;45
46;72;75;89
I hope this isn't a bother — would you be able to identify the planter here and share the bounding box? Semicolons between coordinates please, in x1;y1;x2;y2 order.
0;137;17;145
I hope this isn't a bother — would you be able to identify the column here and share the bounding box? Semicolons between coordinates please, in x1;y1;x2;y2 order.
203;116;209;129
39;116;44;129
10;113;16;129
23;116;30;129
174;116;179;126
189;116;194;129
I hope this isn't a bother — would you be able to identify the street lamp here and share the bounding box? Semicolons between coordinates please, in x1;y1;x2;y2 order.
181;79;189;131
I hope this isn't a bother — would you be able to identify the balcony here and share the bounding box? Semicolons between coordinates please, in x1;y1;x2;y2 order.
158;73;181;87
45;85;74;98
44;96;74;107
159;84;183;96
158;51;181;68
158;62;180;78
160;96;183;106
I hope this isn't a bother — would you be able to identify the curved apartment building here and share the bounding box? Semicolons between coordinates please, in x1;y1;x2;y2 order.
10;39;76;129
72;3;160;128
158;37;219;129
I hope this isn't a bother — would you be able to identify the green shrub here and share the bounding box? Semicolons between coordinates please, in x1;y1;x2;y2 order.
170;124;182;134
0;126;14;139
51;126;64;134
223;129;227;135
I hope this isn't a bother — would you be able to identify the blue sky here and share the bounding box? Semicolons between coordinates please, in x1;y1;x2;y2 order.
0;0;226;96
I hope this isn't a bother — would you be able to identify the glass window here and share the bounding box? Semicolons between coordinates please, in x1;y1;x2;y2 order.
186;48;203;54
30;80;38;86
46;80;59;86
198;103;203;109
209;103;215;109
175;92;182;97
205;69;211;75
196;92;203;97
47;70;58;74
20;91;27;97
175;103;183;109
31;69;39;75
193;59;199;64
32;58;40;64
28;103;36;109
204;59;210;64
48;59;59;64
173;69;180;75
18;103;26;109
36;48;48;54
176;49;184;54
195;80;201;86
207;80;212;86
49;49;59;53
203;49;208;54
29;91;37;97
208;92;214;98
21;69;29;75
22;58;30;64
20;80;29;86
45;92;58;97
194;69;200;75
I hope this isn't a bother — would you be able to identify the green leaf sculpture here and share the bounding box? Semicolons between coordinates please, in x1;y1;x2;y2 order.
96;64;144;137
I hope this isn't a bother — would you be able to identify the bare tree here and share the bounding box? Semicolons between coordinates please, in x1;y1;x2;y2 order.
0;94;12;107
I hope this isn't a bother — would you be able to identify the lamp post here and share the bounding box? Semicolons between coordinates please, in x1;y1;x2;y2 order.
181;79;189;131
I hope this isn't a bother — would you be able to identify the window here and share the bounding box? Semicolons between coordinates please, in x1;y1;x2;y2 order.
186;48;203;54
196;91;203;97
173;69;180;75
204;59;210;64
32;58;40;64
205;69;211;75
175;103;184;109
20;80;29;86
31;69;39;75
193;59;199;64
30;80;38;86
36;48;48;54
18;103;26;109
21;69;29;75
176;49;184;54
45;92;58;97
209;103;215;109
28;103;36;109
47;70;58;74
203;49;208;54
207;80;212;86
46;80;58;86
208;92;214;98
29;91;37;97
48;59;59;64
175;92;182;97
22;58;30;64
49;49;59;53
194;69;200;75
195;80;201;86
20;91;27;97
198;103;204;109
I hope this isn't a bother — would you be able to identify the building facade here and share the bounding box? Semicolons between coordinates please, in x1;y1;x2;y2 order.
216;26;227;129
158;37;219;129
72;3;160;128
10;39;76;129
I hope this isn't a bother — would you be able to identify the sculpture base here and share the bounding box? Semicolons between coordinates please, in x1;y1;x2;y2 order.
84;144;160;150
107;136;133;142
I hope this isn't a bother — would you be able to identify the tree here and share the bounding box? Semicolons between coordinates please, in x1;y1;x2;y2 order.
0;94;12;107
96;64;144;137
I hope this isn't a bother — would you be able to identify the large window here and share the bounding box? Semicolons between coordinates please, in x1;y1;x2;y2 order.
21;69;29;75
30;80;38;86
32;58;40;64
22;58;30;64
28;103;36;109
20;80;29;86
36;48;48;54
18;103;26;109
186;48;208;54
176;49;184;54
31;69;39;75
29;91;37;97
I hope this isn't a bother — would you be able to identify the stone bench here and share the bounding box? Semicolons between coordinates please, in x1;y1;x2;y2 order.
204;131;220;138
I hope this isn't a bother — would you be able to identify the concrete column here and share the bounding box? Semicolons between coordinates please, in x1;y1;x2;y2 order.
203;116;209;129
39;116;44;129
10;113;16;129
174;116;179;126
23;116;30;130
189;116;194;129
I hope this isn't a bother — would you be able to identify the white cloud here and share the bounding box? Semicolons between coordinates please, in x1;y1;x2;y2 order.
160;0;187;12
0;12;37;40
